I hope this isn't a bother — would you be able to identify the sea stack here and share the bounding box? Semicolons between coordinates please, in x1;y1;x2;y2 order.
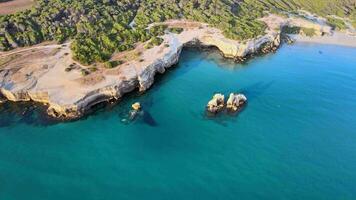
129;102;142;120
132;102;141;111
206;93;225;114
226;93;247;112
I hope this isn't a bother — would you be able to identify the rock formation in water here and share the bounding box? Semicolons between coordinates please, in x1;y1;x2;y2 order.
132;102;141;111
226;93;247;112
206;93;225;114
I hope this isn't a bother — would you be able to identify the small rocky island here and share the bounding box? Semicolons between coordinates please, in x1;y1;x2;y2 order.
226;93;247;112
206;94;225;114
207;92;247;115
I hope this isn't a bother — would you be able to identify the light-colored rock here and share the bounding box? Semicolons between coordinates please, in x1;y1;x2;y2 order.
226;93;247;112
0;15;337;119
132;102;141;110
206;93;225;113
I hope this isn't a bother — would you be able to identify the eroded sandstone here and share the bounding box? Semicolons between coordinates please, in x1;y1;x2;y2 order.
226;93;247;112
0;15;335;119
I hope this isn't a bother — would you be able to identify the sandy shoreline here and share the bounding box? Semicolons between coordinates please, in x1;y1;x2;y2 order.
291;32;356;48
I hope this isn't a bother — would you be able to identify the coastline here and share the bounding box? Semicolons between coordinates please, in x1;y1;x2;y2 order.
291;32;356;47
0;15;355;120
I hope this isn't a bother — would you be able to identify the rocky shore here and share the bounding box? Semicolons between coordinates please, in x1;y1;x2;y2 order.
0;15;336;119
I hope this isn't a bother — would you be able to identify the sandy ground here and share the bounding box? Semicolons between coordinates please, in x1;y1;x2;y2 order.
0;0;35;15
260;14;356;48
291;32;356;47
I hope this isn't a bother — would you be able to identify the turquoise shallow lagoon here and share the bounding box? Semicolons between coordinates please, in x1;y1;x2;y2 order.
1;43;356;199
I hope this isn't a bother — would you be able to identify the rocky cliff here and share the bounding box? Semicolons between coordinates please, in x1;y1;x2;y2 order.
0;16;333;119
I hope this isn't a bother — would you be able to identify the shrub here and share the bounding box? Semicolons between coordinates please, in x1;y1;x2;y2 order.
301;28;316;37
144;36;164;49
81;69;89;76
281;26;301;34
327;17;347;30
168;27;184;34
104;60;123;69
89;67;97;72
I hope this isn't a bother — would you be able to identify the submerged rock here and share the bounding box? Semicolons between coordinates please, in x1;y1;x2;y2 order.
206;93;225;114
226;93;247;112
128;102;143;121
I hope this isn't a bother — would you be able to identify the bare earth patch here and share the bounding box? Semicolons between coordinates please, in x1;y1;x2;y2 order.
0;0;35;15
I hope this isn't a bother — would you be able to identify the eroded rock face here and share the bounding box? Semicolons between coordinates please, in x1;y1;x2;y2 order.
206;93;225;114
0;31;292;120
0;16;333;120
226;93;247;112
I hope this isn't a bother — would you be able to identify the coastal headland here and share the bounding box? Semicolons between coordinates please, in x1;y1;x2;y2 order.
0;14;353;119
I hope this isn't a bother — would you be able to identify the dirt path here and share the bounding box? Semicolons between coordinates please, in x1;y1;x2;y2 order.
0;42;68;58
0;0;35;15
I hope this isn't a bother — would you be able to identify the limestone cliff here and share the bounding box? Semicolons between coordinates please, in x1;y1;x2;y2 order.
0;16;334;119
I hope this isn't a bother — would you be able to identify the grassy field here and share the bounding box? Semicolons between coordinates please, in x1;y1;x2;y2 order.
0;0;35;15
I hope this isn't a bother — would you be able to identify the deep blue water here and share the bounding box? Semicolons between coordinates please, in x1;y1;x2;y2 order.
1;43;356;199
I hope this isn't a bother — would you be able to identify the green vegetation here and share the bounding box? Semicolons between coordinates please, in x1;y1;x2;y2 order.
80;69;89;76
301;27;316;37
281;26;301;34
281;26;316;37
326;17;348;30
168;27;184;34
104;60;123;69
144;36;164;49
150;25;168;36
89;67;98;72
0;0;355;65
253;0;356;18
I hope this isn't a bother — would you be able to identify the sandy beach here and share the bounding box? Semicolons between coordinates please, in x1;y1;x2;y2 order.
291;32;356;47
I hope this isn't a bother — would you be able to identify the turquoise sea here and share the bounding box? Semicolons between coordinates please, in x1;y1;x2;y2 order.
1;43;356;199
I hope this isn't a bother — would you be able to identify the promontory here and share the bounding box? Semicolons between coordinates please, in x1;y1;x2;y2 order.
0;0;355;119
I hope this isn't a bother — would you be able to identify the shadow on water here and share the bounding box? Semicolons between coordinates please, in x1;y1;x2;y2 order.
0;48;271;128
200;104;249;127
198;81;273;127
0;101;59;128
240;81;274;102
137;111;158;127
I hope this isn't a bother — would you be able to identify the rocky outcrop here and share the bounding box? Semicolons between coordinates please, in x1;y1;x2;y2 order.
206;93;225;114
0;30;292;120
137;45;182;91
132;102;141;110
226;93;247;112
199;31;281;61
129;102;142;120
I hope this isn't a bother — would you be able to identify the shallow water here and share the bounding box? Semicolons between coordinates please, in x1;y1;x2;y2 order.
1;43;356;199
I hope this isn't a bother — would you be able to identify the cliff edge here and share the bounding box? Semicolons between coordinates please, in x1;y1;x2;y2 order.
0;15;333;119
